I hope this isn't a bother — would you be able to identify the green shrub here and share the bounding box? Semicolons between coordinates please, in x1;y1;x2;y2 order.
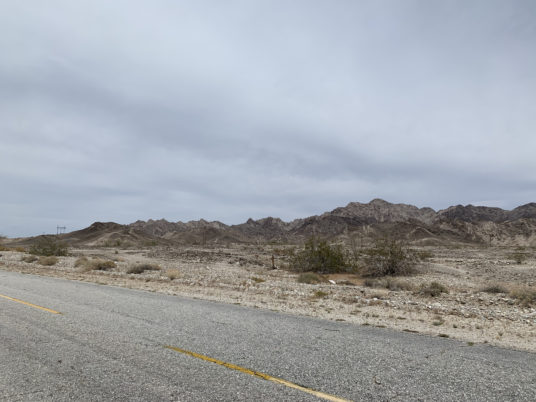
297;272;323;284
313;290;329;298
418;281;448;297
29;237;68;256
361;238;418;277
289;237;352;274
127;263;161;274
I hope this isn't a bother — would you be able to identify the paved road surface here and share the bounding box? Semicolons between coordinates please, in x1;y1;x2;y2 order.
1;270;535;401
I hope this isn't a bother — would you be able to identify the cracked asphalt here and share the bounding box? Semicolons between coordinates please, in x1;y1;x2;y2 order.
1;270;535;401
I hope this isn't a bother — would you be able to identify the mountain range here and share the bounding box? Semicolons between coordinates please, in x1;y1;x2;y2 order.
17;199;536;247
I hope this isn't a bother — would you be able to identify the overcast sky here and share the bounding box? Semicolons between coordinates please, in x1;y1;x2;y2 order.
1;1;535;237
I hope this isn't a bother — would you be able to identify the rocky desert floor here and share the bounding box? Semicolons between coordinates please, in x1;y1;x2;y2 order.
1;244;535;353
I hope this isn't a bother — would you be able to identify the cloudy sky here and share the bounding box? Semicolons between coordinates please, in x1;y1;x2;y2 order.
1;1;535;237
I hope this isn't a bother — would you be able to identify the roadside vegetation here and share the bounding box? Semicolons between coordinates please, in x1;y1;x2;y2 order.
165;268;180;280
75;257;116;271
29;237;68;256
297;272;324;284
360;238;419;277
288;236;424;279
288;237;351;274
363;277;414;291
418;281;449;297
38;256;58;266
509;286;536;306
127;263;161;274
508;249;529;264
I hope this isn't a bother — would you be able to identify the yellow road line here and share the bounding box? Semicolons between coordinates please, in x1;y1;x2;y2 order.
0;293;62;314
164;345;350;402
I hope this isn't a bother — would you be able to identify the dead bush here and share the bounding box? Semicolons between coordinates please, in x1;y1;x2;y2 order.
363;277;414;291
480;284;508;294
508;251;529;264
89;259;116;271
74;257;89;267
21;255;38;263
418;281;448;297
38;256;58;266
75;257;115;271
510;287;536;306
297;272;323;284
127;263;161;274
165;268;180;280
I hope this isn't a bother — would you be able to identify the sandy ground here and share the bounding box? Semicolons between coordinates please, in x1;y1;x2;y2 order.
0;244;535;353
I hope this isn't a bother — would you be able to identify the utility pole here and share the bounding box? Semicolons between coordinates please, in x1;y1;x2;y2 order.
57;226;66;236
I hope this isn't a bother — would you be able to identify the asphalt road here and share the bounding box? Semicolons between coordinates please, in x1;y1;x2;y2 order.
1;270;535;401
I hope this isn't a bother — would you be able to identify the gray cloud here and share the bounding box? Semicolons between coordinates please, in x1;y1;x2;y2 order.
1;0;536;236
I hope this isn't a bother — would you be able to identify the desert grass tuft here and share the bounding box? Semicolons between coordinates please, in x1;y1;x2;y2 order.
165;268;180;280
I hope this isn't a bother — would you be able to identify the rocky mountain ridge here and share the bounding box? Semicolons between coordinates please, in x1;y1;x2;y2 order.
9;200;536;247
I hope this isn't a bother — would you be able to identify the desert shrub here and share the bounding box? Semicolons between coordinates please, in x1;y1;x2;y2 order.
251;276;265;283
297;272;323;284
29;237;68;256
508;251;529;264
481;284;508;294
75;257;115;271
289;237;352;274
313;290;329;298
363;277;414;291
38;256;58;266
361;238;418;277
415;249;434;261
74;256;89;267
127;263;161;274
0;245;26;252
21;255;38;263
418;281;448;297
510;287;536;306
165;268;180;280
89;259;116;271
